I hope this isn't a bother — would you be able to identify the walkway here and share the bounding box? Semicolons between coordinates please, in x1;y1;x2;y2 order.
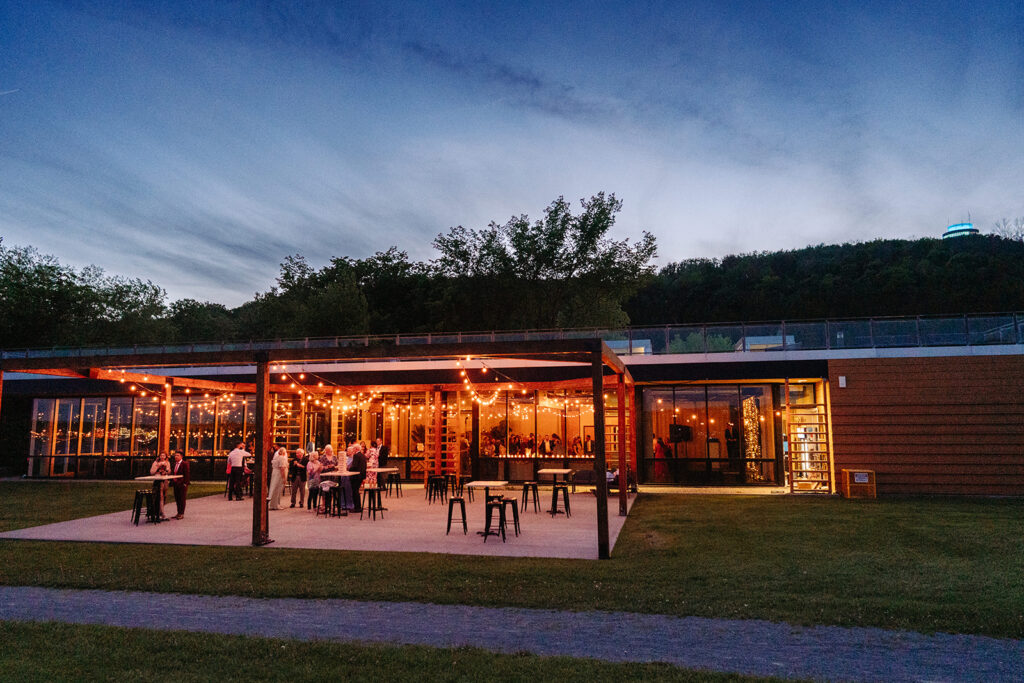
2;586;1021;681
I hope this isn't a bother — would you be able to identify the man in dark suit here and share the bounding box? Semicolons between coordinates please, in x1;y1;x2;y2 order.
171;451;191;519
350;447;367;513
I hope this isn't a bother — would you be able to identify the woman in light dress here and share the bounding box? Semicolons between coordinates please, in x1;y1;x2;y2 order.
365;442;379;489
267;446;288;509
149;451;172;519
305;451;322;510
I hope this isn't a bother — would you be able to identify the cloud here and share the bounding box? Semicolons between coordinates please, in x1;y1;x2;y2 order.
403;40;614;122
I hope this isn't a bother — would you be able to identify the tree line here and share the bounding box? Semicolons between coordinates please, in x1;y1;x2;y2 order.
1;199;1022;349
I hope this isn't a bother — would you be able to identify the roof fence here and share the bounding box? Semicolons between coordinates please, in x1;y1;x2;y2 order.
3;313;1023;361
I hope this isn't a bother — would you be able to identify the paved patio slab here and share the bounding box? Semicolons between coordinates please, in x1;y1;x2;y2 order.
0;486;635;559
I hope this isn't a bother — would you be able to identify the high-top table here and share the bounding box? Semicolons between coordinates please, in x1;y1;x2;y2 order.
320;470;356;513
134;474;182;523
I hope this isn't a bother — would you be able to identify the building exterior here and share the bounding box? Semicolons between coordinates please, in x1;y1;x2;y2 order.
3;313;1023;497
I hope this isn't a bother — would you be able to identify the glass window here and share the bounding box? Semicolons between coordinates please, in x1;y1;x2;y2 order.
740;386;778;483
643;389;674;482
706;386;741;475
188;396;215;455
382;393;409;456
537;390;565;456
508;391;535;456
30;399;55;457
80;398;107;455
106;398;133;455
169;396;187;455
478;391;507;457
217;395;245;455
54;399;82;456
133;398;160;460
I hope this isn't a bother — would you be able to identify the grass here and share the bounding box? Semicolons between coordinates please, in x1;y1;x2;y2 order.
0;621;772;682
0;480;225;532
0;482;1022;638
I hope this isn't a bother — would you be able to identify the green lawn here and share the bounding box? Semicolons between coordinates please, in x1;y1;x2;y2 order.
0;480;225;532
0;621;771;682
1;482;1022;638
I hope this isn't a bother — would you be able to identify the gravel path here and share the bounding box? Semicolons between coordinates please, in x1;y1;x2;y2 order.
2;586;1021;681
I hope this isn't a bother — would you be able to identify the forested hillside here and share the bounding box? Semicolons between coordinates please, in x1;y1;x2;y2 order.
626;236;1024;324
2;204;1023;349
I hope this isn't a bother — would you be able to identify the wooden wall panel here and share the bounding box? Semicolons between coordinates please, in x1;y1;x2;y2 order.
829;355;1024;496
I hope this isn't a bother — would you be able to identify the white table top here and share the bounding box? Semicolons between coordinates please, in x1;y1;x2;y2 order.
321;470;356;477
135;474;183;481
368;467;399;474
465;480;508;488
537;468;574;475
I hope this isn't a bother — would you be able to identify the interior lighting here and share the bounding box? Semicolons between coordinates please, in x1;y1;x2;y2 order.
299;374;305;380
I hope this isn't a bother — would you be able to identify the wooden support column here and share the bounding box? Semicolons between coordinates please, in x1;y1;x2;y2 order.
592;351;610;559
433;389;443;475
158;382;172;455
252;355;272;546
616;373;628;517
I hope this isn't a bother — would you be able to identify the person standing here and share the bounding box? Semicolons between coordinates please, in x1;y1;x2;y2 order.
305;451;322;510
149;452;171;519
365;442;379;489
268;446;288;510
226;442;249;500
349;446;367;513
289;448;308;508
376;438;390;489
170;450;191;519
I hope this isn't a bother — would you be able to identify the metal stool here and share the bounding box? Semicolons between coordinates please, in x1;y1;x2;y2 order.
550;484;571;517
520;481;540;512
482;500;506;542
361;487;384;520
427;475;447;504
385;473;403;498
131;489;152;526
446;496;467;535
500;497;521;536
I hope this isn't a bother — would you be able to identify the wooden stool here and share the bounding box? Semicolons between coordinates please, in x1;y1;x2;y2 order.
361;487;384;520
446;496;467;535
520;482;540;513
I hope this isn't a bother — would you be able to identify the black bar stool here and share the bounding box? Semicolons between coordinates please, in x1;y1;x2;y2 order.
550;484;571;517
520;481;540;512
361;487;384;520
446;496;467;535
500;497;521;536
427;475;447;504
385;474;403;498
131;489;152;526
483;500;506;542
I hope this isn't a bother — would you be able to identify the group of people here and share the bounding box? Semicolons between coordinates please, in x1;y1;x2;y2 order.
149;450;191;520
479;431;595;457
253;438;390;514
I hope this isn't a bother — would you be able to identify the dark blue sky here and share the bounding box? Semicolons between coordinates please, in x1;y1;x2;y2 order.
1;1;1021;305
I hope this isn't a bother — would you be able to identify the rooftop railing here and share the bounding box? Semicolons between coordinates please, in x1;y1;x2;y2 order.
2;313;1022;361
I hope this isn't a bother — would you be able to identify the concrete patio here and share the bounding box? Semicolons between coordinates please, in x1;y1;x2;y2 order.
0;485;636;560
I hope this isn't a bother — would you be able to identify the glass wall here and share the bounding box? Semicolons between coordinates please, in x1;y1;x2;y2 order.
642;384;785;485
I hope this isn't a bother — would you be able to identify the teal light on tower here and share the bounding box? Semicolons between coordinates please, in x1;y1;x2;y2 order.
942;222;979;239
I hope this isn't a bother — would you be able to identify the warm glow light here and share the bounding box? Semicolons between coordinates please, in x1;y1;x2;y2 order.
140;391;147;397
281;374;287;380
299;374;305;379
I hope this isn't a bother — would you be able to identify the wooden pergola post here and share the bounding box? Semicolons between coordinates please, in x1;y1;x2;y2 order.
252;355;272;546
158;382;172;454
592;350;610;559
616;372;628;516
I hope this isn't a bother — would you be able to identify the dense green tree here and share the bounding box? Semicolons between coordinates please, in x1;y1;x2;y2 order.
432;193;658;329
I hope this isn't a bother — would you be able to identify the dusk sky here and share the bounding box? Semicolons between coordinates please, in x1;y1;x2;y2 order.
1;1;1022;306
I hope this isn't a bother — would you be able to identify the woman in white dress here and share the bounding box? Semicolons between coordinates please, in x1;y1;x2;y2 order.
267;446;288;510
